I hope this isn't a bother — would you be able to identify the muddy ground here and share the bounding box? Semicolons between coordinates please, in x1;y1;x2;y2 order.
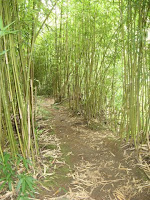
36;97;150;200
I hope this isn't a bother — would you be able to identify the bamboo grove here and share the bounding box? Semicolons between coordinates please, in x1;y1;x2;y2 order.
34;0;150;149
0;0;149;162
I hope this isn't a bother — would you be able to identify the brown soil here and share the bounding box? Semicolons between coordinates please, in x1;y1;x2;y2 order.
36;97;150;200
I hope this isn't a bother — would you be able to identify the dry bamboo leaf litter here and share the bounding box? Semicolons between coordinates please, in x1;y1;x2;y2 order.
35;99;150;200
0;191;13;200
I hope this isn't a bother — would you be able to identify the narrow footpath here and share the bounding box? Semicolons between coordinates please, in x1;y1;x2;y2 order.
36;97;150;200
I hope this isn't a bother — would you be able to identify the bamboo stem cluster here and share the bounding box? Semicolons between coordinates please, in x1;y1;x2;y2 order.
34;0;149;148
0;0;38;161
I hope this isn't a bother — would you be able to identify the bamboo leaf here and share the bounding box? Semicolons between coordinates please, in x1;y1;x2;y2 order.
3;21;15;31
0;50;9;56
17;179;23;191
0;181;7;190
22;180;26;193
8;180;12;191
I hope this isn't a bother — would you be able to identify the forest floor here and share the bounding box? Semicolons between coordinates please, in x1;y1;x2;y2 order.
36;97;150;200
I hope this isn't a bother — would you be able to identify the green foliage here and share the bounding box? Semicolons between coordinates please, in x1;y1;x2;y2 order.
0;16;17;57
0;153;15;191
0;153;36;200
0;50;9;56
0;16;17;37
17;174;35;200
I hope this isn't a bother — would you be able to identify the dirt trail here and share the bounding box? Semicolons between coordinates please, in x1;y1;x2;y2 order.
36;97;150;200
